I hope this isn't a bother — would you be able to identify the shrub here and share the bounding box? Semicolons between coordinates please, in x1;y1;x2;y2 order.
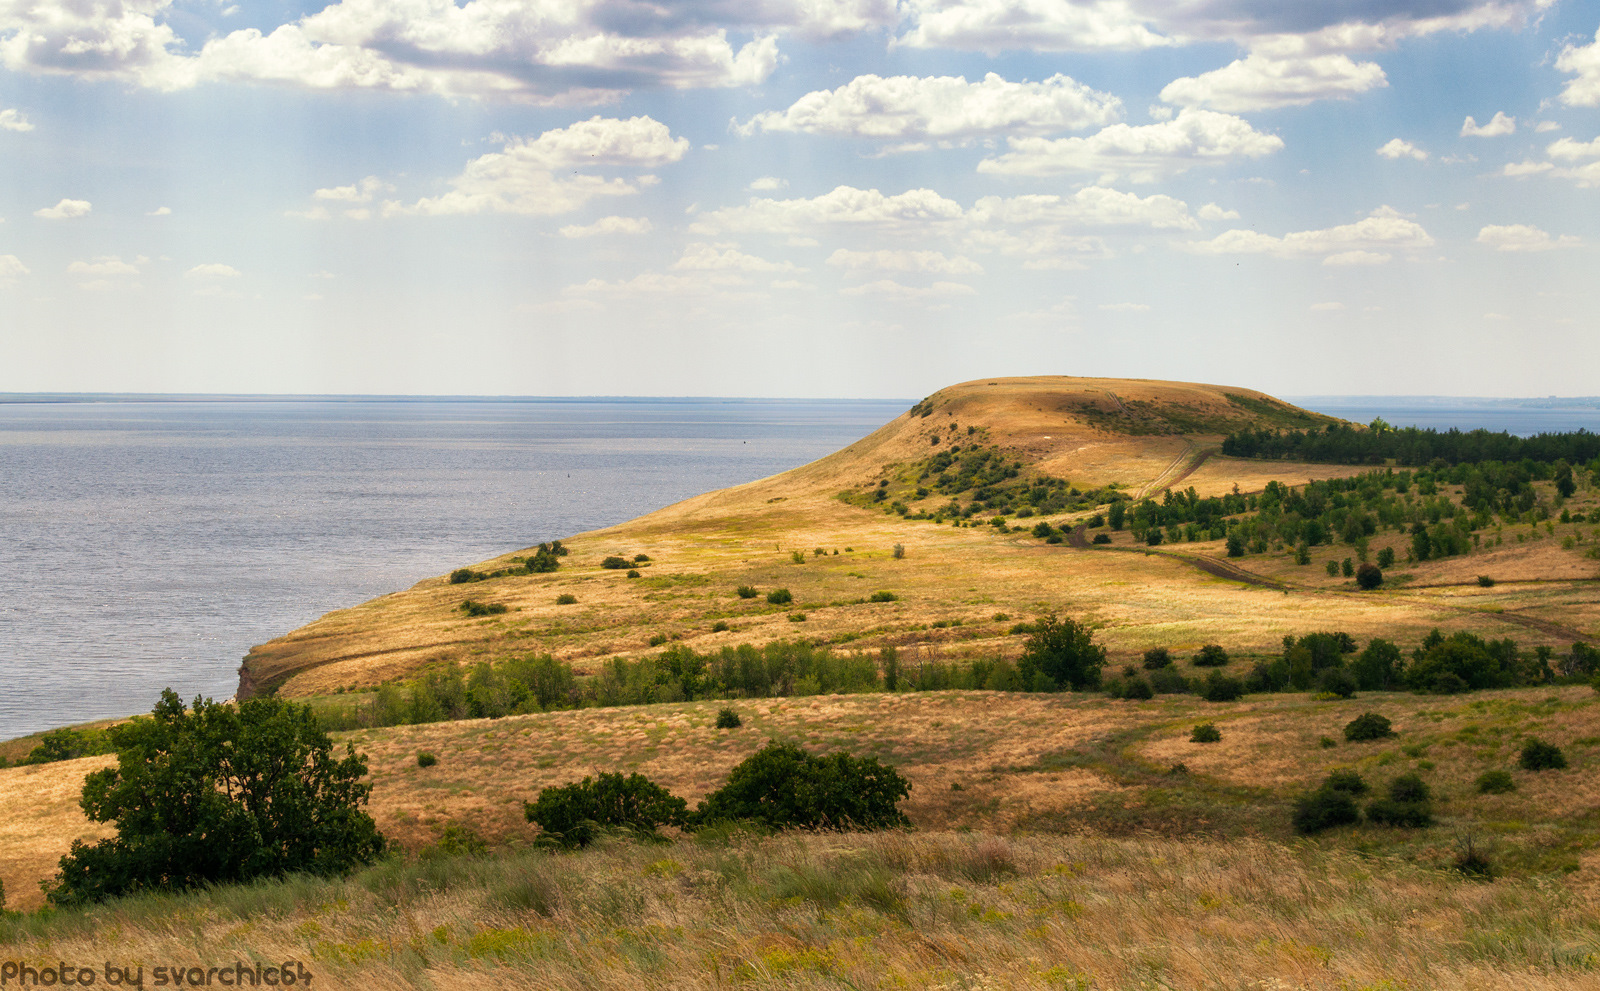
1193;644;1229;667
736;585;759;599
1146;529;1163;546
1142;647;1172;670
21;727;112;765
766;588;793;605
1518;738;1567;770
1092;533;1112;544
634;554;651;563
1190;722;1221;743
524;772;688;848
1322;769;1368;795
48;690;384;906
449;568;481;584
527;543;562;573
869;590;898;602
788;613;807;622
1121;677;1154;700
791;550;806;564
1377;546;1396;568
1295;542;1311;565
692;740;910;831
1317;667;1358;699
1476;769;1516;794
555;593;578;605
1319;736;1337;748
1356;563;1384;590
601;556;629;569
715;708;741;729
1365;773;1434;827
1343;712;1393;742
711;621;730;633
1149;666;1191;695
1018;614;1106;691
459;599;507;617
626;569;641;578
892;543;905;559
1477;575;1495;587
1198;671;1244;702
1325;559;1340;577
416;751;438;768
1341;558;1354;577
1292;787;1360;834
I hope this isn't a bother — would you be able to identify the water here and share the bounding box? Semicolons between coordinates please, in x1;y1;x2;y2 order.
0;398;905;740
1287;398;1600;437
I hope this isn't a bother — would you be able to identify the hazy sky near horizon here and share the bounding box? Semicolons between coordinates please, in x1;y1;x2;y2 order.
1;1;1597;399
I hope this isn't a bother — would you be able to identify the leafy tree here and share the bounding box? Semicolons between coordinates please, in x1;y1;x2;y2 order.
1355;563;1384;590
692;740;910;831
21;727;112;765
1292;787;1359;834
1366;773;1434;827
1193;644;1229;668
1017;614;1105;691
1554;460;1576;499
1376;546;1396;569
48;690;384;906
1351;638;1402;691
1142;647;1172;670
1226;533;1245;557
1107;500;1126;530
1198;671;1245;702
1343;712;1393;742
524;772;688;847
527;543;562;572
1518;739;1567;771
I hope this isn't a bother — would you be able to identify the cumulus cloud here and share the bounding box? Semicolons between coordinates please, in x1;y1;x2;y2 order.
1460;111;1514;137
691;185;966;235
0;254;30;282
147;206;172;216
1198;202;1239;220
826;248;983;274
1500;135;1600;187
34;198;91;219
67;255;141;276
185;263;241;278
671;243;799;272
1159;52;1386;112
400;116;686;216
1555;26;1600;107
0;108;32;131
895;0;1173;52
559;216;653;237
976;109;1282;182
739;72;1121;144
313;175;392;202
1475;224;1581;251
967;186;1197;230
748;176;787;191
1187;206;1433;262
1376;138;1427;161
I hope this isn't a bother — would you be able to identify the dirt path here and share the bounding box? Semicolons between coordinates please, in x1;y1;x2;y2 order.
1068;524;1090;548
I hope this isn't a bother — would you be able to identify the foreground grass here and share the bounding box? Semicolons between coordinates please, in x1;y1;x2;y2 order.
4;831;1597;990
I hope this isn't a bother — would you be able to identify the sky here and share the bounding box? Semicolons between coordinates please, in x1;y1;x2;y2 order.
1;1;1597;399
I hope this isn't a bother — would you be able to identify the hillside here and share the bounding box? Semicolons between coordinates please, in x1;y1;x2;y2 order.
238;375;1595;701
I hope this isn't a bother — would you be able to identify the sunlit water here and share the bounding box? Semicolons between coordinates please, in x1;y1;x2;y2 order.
0;399;904;739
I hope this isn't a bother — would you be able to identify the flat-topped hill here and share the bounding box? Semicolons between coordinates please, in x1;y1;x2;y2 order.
235;375;1595;703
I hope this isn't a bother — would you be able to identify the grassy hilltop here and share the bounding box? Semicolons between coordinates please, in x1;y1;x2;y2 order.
3;375;1598;987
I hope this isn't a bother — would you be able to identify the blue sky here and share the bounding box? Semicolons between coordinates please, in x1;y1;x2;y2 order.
1;0;1597;398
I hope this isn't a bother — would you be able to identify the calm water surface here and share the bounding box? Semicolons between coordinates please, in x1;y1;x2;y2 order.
0;399;903;739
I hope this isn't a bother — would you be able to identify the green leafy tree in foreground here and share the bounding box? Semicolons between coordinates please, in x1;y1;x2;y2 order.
1018;614;1106;691
48;690;384;906
525;772;688;848
692;740;910;831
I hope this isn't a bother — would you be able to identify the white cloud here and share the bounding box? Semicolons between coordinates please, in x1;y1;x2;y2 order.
34;198;91;219
827;248;983;274
1555;26;1600;107
1500;160;1552;177
1460;111;1514;137
739;72;1121;144
313;175;392;202
1534;121;1560;133
1475;224;1582;252
671;243;798;272
147;206;171;216
838;279;976;301
401;117;686;217
558;216;653;238
895;0;1173;52
1547;136;1600;161
691;185;966;235
1376;138;1427;161
1197;202;1239;221
976;109;1282;182
748;176;787;191
1187;206;1433;262
0;108;32;131
1098;301;1149;311
185;263;241;278
1159;52;1386;112
67;255;141;276
0;254;29;282
967;186;1197;230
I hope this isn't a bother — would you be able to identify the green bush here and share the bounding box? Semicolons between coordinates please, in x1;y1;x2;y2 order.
869;590;899;602
1365;774;1434;827
627;569;641;578
459;599;508;617
1193;644;1229;667
711;621;729;633
524;772;688;848
449;568;481;584
692;740;910;831
434;823;488;857
791;550;806;564
21;727;113;765
1343;712;1393;742
1325;560;1340;577
1198;671;1244;702
1476;575;1495;587
1091;533;1111;544
1377;546;1396;568
1316;667;1358;699
555;593;578;605
634;554;651;563
1356;563;1384;589
1518;738;1567;770
1149;667;1191;694
715;708;742;730
1142;647;1172;670
601;556;629;569
1190;722;1221;743
736;585;759;599
1292;787;1360;834
48;690;384;906
1322;769;1368;795
892;544;905;559
416;751;438;768
766;588;793;605
1121;677;1154;700
528;543;562;573
1476;769;1516;794
1018;614;1106;691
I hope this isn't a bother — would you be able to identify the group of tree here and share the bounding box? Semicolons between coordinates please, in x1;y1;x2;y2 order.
1224;422;1600;470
